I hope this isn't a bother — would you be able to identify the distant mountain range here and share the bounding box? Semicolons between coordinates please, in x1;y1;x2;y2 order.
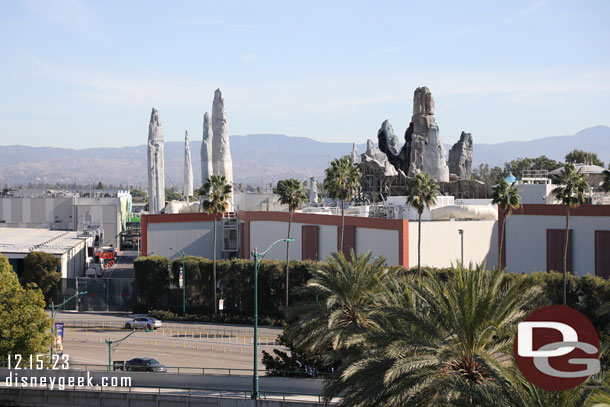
0;125;608;187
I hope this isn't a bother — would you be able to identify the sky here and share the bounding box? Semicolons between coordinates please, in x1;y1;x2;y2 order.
0;0;609;149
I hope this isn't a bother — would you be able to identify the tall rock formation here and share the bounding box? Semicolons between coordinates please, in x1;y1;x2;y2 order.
212;88;233;184
211;88;234;209
407;87;449;182
309;176;318;204
348;143;361;164
200;112;213;185
377;119;409;174
147;108;165;214
184;130;193;198
448;131;473;179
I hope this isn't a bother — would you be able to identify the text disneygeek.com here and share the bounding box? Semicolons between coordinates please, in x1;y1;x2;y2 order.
3;354;131;390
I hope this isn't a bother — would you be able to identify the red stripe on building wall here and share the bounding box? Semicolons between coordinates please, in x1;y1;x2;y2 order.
511;204;610;217
143;211;409;266
399;220;409;268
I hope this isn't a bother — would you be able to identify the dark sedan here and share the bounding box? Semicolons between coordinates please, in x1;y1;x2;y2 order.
124;358;167;373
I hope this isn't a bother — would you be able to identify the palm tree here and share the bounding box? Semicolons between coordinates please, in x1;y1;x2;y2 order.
552;163;588;306
323;264;542;406
200;175;232;316
492;178;522;269
276;178;308;307
405;172;439;276
602;168;610;193
287;250;388;356
323;157;361;253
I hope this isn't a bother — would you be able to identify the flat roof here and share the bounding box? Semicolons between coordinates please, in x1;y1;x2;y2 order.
0;228;90;255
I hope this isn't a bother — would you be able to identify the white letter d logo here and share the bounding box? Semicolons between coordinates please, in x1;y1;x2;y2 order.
518;322;577;357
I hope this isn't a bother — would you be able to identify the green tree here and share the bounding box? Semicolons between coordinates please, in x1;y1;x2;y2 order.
287;251;388;357
324;265;541;406
165;187;182;201
565;149;604;167
201;175;232;315
323;157;361;253
602;167;610;193
0;254;52;365
275;178;308;307
492;179;522;269
503;156;563;178
96;181;105;190
22;251;61;301
475;163;507;185
406;172;439;276
552;163;588;306
133;256;171;306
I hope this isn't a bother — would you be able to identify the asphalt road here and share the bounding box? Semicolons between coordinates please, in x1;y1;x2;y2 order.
51;312;284;373
103;250;137;278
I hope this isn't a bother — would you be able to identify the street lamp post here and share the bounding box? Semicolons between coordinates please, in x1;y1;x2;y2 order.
170;248;186;317
251;238;294;400
105;329;136;371
458;229;464;267
50;291;88;359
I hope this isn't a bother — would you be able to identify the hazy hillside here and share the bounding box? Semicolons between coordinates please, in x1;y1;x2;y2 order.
0;126;608;187
472;125;610;167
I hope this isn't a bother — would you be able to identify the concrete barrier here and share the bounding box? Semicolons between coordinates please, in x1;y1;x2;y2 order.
0;369;324;397
0;387;326;407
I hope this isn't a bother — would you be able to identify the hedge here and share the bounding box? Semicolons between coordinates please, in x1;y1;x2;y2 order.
134;256;318;319
134;256;610;334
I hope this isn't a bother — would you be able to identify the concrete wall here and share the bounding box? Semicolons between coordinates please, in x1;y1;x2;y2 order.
146;220;222;259
517;183;556;205
408;220;498;269
76;198;121;248
0;388;324;407
506;214;610;276
0;197;76;229
355;228;399;265
249;221;302;260
248;221;401;265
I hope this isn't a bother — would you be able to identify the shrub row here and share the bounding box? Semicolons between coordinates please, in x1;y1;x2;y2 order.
135;256;610;333
134;256;318;318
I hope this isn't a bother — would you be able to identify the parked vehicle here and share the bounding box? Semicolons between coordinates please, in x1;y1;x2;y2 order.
124;317;162;330
114;358;167;373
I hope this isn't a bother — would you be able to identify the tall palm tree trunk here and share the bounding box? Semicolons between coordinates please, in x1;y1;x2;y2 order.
213;214;218;315
418;212;422;277
499;213;506;270
563;206;570;306
340;199;345;254
285;211;293;307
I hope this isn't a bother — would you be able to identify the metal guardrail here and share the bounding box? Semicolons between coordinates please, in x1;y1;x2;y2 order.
66;363;333;378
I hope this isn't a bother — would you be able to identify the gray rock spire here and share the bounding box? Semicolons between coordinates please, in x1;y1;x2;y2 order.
201;112;213;184
212;89;233;184
211;88;234;210
184;130;194;198
448;131;473;179
407;87;449;182
147;108;165;214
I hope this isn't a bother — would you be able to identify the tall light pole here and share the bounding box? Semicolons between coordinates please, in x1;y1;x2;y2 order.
458;229;464;267
170;248;186;316
251;238;294;400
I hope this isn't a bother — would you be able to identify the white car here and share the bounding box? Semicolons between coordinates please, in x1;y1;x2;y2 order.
124;317;162;330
